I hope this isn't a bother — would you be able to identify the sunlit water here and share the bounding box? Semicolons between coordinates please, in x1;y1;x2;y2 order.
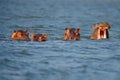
0;0;120;80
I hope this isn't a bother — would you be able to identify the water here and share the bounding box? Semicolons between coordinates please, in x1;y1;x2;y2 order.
0;0;120;80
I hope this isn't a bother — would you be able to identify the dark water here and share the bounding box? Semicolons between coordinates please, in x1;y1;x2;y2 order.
0;0;120;80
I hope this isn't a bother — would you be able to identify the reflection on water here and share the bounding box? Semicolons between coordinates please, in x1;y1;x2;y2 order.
0;0;120;80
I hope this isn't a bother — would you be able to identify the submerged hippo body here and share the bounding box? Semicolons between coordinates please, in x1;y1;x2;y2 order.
31;33;47;42
63;27;80;40
10;30;30;40
90;22;111;40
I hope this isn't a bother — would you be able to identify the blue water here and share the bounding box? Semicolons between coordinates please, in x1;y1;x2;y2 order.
0;0;120;80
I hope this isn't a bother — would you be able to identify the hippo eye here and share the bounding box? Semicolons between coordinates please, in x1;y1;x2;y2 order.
14;30;17;32
76;28;80;32
65;27;69;30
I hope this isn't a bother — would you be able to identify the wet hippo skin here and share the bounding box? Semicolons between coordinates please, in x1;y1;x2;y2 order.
63;27;80;40
10;30;30;41
90;22;111;40
31;33;47;42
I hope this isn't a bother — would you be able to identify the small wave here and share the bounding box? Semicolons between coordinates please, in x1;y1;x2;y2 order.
18;50;32;56
0;58;11;64
0;33;6;41
108;55;120;60
8;25;30;30
16;15;43;19
31;25;44;28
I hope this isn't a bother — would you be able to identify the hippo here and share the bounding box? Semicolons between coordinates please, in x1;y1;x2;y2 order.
63;27;80;40
90;22;111;40
31;33;47;42
10;30;30;40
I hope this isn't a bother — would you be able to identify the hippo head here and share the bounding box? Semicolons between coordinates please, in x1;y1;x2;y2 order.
31;33;47;42
38;34;47;42
91;22;111;39
63;27;80;40
10;30;30;40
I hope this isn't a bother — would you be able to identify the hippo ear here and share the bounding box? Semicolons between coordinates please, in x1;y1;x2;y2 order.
13;30;17;33
65;27;69;30
25;30;29;34
92;25;99;30
76;28;80;32
43;33;47;37
25;30;29;33
106;22;111;29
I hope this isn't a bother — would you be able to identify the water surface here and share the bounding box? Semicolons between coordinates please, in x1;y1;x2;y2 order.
0;0;120;80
